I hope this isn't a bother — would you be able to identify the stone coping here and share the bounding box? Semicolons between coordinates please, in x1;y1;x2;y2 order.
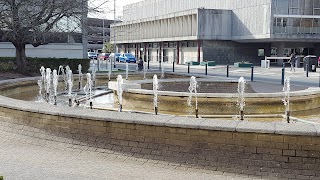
0;77;320;137
109;77;320;98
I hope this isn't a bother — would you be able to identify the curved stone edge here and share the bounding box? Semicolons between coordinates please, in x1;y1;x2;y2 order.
0;92;318;137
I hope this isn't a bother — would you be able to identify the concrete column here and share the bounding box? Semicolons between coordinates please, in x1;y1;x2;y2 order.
197;40;201;63
275;42;285;65
177;41;180;64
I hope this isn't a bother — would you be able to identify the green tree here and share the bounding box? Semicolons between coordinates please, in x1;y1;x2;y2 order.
103;42;114;53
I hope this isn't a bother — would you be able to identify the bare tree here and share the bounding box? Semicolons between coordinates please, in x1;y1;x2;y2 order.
0;0;109;74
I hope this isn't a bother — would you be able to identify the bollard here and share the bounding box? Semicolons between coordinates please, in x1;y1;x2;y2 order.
205;63;208;75
281;63;285;85
251;66;254;81
306;64;309;77
148;60;150;69
227;64;229;77
69;98;72;107
97;59;100;71
188;62;190;74
173;61;175;72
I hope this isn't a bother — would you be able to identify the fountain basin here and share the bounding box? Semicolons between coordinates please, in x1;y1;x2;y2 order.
2;77;320;179
108;78;320;116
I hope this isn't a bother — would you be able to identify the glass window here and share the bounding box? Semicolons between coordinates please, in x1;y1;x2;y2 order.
258;49;265;56
276;0;289;14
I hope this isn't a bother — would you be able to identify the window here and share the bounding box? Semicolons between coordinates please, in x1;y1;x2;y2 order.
258;49;265;56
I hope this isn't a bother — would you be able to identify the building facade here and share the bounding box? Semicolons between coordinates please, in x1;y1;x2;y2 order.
111;0;320;65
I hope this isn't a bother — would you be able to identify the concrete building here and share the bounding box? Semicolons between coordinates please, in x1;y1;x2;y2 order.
111;0;320;65
87;18;115;53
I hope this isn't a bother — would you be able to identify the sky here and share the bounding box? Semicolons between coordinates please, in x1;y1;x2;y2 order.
89;0;143;20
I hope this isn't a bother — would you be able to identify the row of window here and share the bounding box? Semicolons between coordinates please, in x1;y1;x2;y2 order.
123;41;199;48
274;0;320;15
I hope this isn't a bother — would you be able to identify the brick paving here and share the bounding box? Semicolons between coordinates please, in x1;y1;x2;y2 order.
0;118;266;180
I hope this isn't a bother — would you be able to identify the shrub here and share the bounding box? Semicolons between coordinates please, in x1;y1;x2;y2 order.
0;57;90;74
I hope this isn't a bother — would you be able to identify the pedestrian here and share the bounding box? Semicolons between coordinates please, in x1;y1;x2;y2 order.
289;53;296;72
138;57;143;71
318;56;320;67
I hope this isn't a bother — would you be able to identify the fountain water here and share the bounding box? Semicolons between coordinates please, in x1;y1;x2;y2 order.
143;62;147;80
187;76;198;118
78;64;83;90
57;65;66;91
45;68;52;103
282;77;290;123
153;74;159;115
117;75;123;112
161;63;165;79
92;64;97;87
83;73;93;109
126;62;129;80
67;69;73;106
65;66;71;91
108;60;112;81
37;66;46;102
52;70;58;105
237;77;246;120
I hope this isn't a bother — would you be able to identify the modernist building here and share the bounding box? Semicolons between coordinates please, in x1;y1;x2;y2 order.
111;0;320;65
87;18;116;53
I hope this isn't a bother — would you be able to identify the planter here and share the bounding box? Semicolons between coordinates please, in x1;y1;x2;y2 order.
200;61;216;66
185;61;200;66
234;62;253;68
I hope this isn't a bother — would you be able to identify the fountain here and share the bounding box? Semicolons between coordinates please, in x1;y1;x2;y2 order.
78;64;83;90
45;68;52;103
153;74;159;115
237;77;246;120
37;66;46;102
125;62;129;80
92;64;96;87
161;62;165;79
52;69;58;105
143;62;147;80
187;76;198;118
282;77;290;123
108;60;112;81
117;75;123;112
83;73;93;109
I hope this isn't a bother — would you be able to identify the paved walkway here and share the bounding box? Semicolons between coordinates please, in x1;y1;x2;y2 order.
0;119;264;180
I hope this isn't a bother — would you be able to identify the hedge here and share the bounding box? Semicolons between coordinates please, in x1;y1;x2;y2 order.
0;57;90;74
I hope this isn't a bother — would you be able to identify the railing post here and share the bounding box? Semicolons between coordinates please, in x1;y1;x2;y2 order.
205;63;208;75
188;62;190;74
281;63;285;85
251;66;254;81
173;61;175;72
227;64;229;77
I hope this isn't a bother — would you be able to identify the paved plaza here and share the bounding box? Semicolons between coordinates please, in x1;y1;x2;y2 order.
0;119;268;180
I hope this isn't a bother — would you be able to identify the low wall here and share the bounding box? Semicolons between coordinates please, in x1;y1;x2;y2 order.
1;78;320;179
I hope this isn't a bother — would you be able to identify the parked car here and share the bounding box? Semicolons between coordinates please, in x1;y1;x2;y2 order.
119;53;136;63
98;53;110;60
87;52;97;59
109;53;121;62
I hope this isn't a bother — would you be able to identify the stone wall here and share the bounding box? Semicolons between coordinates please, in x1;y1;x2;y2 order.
1;99;320;179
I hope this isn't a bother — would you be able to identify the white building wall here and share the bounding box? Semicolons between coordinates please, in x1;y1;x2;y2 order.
122;0;272;40
0;43;84;58
180;47;198;64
